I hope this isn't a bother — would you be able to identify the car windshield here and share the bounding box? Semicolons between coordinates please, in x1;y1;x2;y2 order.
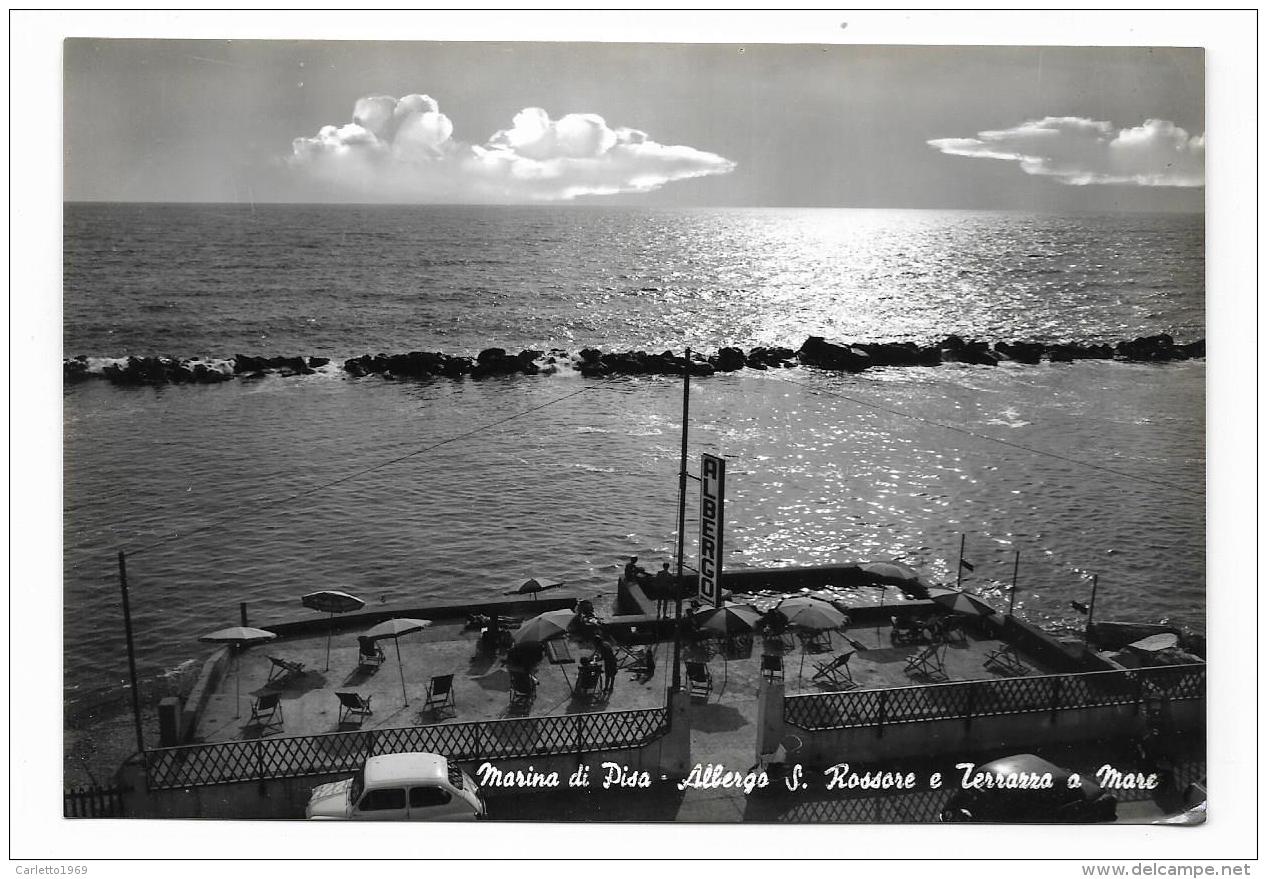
349;770;365;804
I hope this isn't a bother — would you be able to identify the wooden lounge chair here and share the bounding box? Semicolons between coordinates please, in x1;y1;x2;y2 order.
685;661;713;701
760;652;784;682
509;670;538;712
265;656;305;685
627;647;657;682
249;692;284;733
904;643;947;681
336;691;373;726
614;640;646;670
424;674;456;719
984;644;1030;676
812;650;858;689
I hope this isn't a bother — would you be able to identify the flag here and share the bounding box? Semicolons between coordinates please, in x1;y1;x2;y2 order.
1070;600;1089;614
959;558;975;572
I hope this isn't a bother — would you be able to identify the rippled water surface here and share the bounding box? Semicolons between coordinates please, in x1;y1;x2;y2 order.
63;204;1205;715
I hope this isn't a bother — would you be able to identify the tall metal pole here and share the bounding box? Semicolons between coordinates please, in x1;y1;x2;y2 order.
955;533;966;590
118;551;146;756
1008;550;1020;615
671;347;692;694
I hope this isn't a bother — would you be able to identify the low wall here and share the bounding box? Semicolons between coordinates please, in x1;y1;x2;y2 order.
259;594;579;638
180;648;229;741
117;693;690;819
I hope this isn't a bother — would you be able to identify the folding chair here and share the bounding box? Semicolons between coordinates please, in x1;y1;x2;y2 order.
760;653;785;682
249;692;284;733
424;674;456;719
811;650;858;689
798;629;834;654
904;643;947;681
573;662;603;703
627;647;657;682
509;670;538;712
685;661;713;701
357;637;386;671
265;656;305;686
335;691;373;726
890;616;926;645
984;645;1030;676
614;641;645;670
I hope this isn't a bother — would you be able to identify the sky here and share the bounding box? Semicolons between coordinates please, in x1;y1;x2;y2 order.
63;40;1205;211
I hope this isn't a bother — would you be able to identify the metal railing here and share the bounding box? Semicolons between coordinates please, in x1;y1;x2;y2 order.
145;706;670;790
64;784;125;818
785;663;1205;732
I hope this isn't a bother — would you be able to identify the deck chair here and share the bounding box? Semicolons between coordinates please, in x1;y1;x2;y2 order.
357;637;386;671
424;674;456;719
904;643;947;680
574;662;603;703
335;691;373;726
249;692;284;733
509;670;538;711
760;652;785;681
812;650;858;689
685;661;713;701
627;647;657;682
890;616;926;645
265;656;305;686
798;629;834;654
614;640;645;670
984;645;1030;676
931;615;969;645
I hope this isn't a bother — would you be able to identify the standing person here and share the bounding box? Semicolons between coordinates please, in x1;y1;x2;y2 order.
595;638;618;695
652;562;674;618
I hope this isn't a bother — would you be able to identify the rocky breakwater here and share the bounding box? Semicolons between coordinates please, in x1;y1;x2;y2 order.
798;333;1203;373
63;334;1203;386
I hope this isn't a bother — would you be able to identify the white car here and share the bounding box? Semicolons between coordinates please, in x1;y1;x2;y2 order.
306;753;486;820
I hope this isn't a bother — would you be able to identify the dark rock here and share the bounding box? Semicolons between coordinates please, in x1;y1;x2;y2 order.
308;357;330;368
1116;334;1177;362
994;341;1044;364
64;359;91;382
1180;339;1205;358
579;348;602;362
798;336;872;372
477;347;507;364
714;346;747;372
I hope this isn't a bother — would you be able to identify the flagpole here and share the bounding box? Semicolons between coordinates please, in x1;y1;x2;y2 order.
955;534;966;590
671;347;691;695
1009;551;1020;616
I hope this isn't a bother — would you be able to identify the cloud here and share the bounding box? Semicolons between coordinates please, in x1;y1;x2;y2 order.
289;95;735;201
928;117;1204;187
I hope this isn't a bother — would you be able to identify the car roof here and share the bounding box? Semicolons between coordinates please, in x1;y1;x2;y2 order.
364;753;449;786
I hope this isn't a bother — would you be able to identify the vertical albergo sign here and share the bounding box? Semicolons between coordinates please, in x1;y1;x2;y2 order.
699;453;726;607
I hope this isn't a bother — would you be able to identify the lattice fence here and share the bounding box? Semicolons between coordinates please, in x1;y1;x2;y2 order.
146;706;669;790
785;663;1204;731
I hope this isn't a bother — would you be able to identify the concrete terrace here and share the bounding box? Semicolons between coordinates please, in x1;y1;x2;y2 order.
191;614;1053;745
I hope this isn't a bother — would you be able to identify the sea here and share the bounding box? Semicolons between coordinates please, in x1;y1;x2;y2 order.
62;203;1205;727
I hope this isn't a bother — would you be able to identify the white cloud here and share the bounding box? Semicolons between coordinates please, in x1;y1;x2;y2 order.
289;95;735;201
928;116;1204;187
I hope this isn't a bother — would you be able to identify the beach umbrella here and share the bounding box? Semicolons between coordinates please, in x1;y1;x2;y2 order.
198;626;277;718
301;589;366;671
364;618;432;705
776;598;848;680
692;603;762;636
929;588;999;618
505;577;564;601
692;603;761;692
513;608;578;646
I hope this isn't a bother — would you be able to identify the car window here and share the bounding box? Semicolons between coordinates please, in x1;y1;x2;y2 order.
358;787;406;812
409;785;453;808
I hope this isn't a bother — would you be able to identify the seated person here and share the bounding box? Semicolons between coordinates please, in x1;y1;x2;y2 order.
630;647;656;682
623;555;649;584
358;636;384;663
